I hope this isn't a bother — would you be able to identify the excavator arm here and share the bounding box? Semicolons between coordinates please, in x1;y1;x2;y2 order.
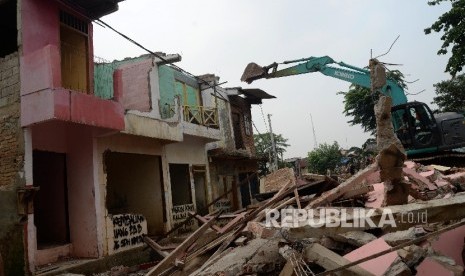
241;56;408;106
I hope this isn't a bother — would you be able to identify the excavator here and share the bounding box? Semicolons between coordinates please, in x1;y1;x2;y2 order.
240;56;465;159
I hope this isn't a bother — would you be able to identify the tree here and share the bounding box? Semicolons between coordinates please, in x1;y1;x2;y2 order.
307;141;342;175
425;0;465;77
432;73;465;112
338;70;407;134
254;132;290;175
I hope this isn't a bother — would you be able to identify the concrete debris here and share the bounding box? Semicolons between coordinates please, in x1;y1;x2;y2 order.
383;227;426;246
335;231;378;247
136;159;465;275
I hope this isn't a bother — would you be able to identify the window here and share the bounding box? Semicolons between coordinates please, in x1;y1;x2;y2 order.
244;115;252;136
60;11;89;93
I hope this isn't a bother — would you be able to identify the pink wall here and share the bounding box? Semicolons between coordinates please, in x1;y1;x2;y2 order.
114;59;152;112
31;122;99;257
21;0;60;56
20;0;95;95
70;91;124;130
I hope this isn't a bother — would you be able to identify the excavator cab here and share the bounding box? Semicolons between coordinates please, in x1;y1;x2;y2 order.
391;102;440;150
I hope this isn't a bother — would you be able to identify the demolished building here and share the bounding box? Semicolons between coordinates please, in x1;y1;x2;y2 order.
0;1;274;274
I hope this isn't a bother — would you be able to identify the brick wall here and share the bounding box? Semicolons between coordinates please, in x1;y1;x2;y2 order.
0;51;26;275
0;52;23;188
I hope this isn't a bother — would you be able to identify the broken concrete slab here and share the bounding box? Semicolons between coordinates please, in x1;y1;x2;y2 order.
285;193;465;239
196;239;284;276
397;244;427;267
335;231;377;247
343;238;398;276
383;257;412;276
382;227;426;247
304;243;374;276
242;239;285;274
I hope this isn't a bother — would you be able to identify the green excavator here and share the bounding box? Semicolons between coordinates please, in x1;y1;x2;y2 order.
241;56;465;159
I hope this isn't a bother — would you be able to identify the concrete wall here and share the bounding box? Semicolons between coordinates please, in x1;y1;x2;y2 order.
29;122;100;267
20;0;95;95
96;134;167;255
229;96;255;154
113;59;152;112
0;51;26;276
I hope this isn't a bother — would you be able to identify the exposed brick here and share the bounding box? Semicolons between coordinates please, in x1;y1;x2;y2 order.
0;51;22;188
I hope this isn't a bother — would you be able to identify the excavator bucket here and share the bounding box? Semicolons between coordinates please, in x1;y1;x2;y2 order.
240;62;266;84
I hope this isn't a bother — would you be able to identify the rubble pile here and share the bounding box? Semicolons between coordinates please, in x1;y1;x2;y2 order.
140;163;465;276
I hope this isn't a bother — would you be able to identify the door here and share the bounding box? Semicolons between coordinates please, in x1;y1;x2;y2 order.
33;150;70;248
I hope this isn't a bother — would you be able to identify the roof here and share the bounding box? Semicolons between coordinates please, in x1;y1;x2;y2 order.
67;0;124;19
225;88;275;105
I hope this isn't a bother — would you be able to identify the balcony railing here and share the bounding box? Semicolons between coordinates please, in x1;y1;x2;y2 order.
182;105;219;128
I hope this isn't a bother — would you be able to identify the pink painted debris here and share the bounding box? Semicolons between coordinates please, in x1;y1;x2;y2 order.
343;238;398;276
365;183;384;208
431;225;465;266
403;167;437;191
416;257;460;276
404;161;416;169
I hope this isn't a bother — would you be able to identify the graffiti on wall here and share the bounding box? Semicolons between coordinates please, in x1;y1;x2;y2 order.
214;199;231;212
108;213;147;253
172;204;195;234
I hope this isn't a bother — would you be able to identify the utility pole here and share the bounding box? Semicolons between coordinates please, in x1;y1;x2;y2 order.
267;114;278;172
310;113;318;149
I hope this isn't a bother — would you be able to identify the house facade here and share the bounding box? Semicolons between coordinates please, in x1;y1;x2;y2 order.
0;0;272;274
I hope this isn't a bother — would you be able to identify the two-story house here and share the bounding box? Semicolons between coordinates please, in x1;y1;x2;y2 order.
0;0;274;274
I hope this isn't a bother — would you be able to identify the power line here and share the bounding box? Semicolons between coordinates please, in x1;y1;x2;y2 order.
95;19;222;91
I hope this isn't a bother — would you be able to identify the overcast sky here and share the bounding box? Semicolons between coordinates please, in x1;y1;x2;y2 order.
94;0;452;158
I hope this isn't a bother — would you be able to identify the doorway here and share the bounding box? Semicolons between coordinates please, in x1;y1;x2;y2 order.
193;166;207;215
105;152;165;236
33;150;70;249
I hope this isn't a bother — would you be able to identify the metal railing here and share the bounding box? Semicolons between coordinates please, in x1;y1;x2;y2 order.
182;105;219;128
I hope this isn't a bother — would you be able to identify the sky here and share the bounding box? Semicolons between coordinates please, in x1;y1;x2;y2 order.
93;0;453;159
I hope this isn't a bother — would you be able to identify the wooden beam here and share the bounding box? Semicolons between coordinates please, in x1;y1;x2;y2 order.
146;212;221;276
143;236;169;257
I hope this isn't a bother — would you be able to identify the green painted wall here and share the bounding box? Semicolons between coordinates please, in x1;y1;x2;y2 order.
159;65;200;119
159;65;178;119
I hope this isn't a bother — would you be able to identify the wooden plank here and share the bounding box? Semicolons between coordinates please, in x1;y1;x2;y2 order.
305;243;374;276
293;186;302;209
146;212;221;276
189;212;222;233
143;236;169;257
